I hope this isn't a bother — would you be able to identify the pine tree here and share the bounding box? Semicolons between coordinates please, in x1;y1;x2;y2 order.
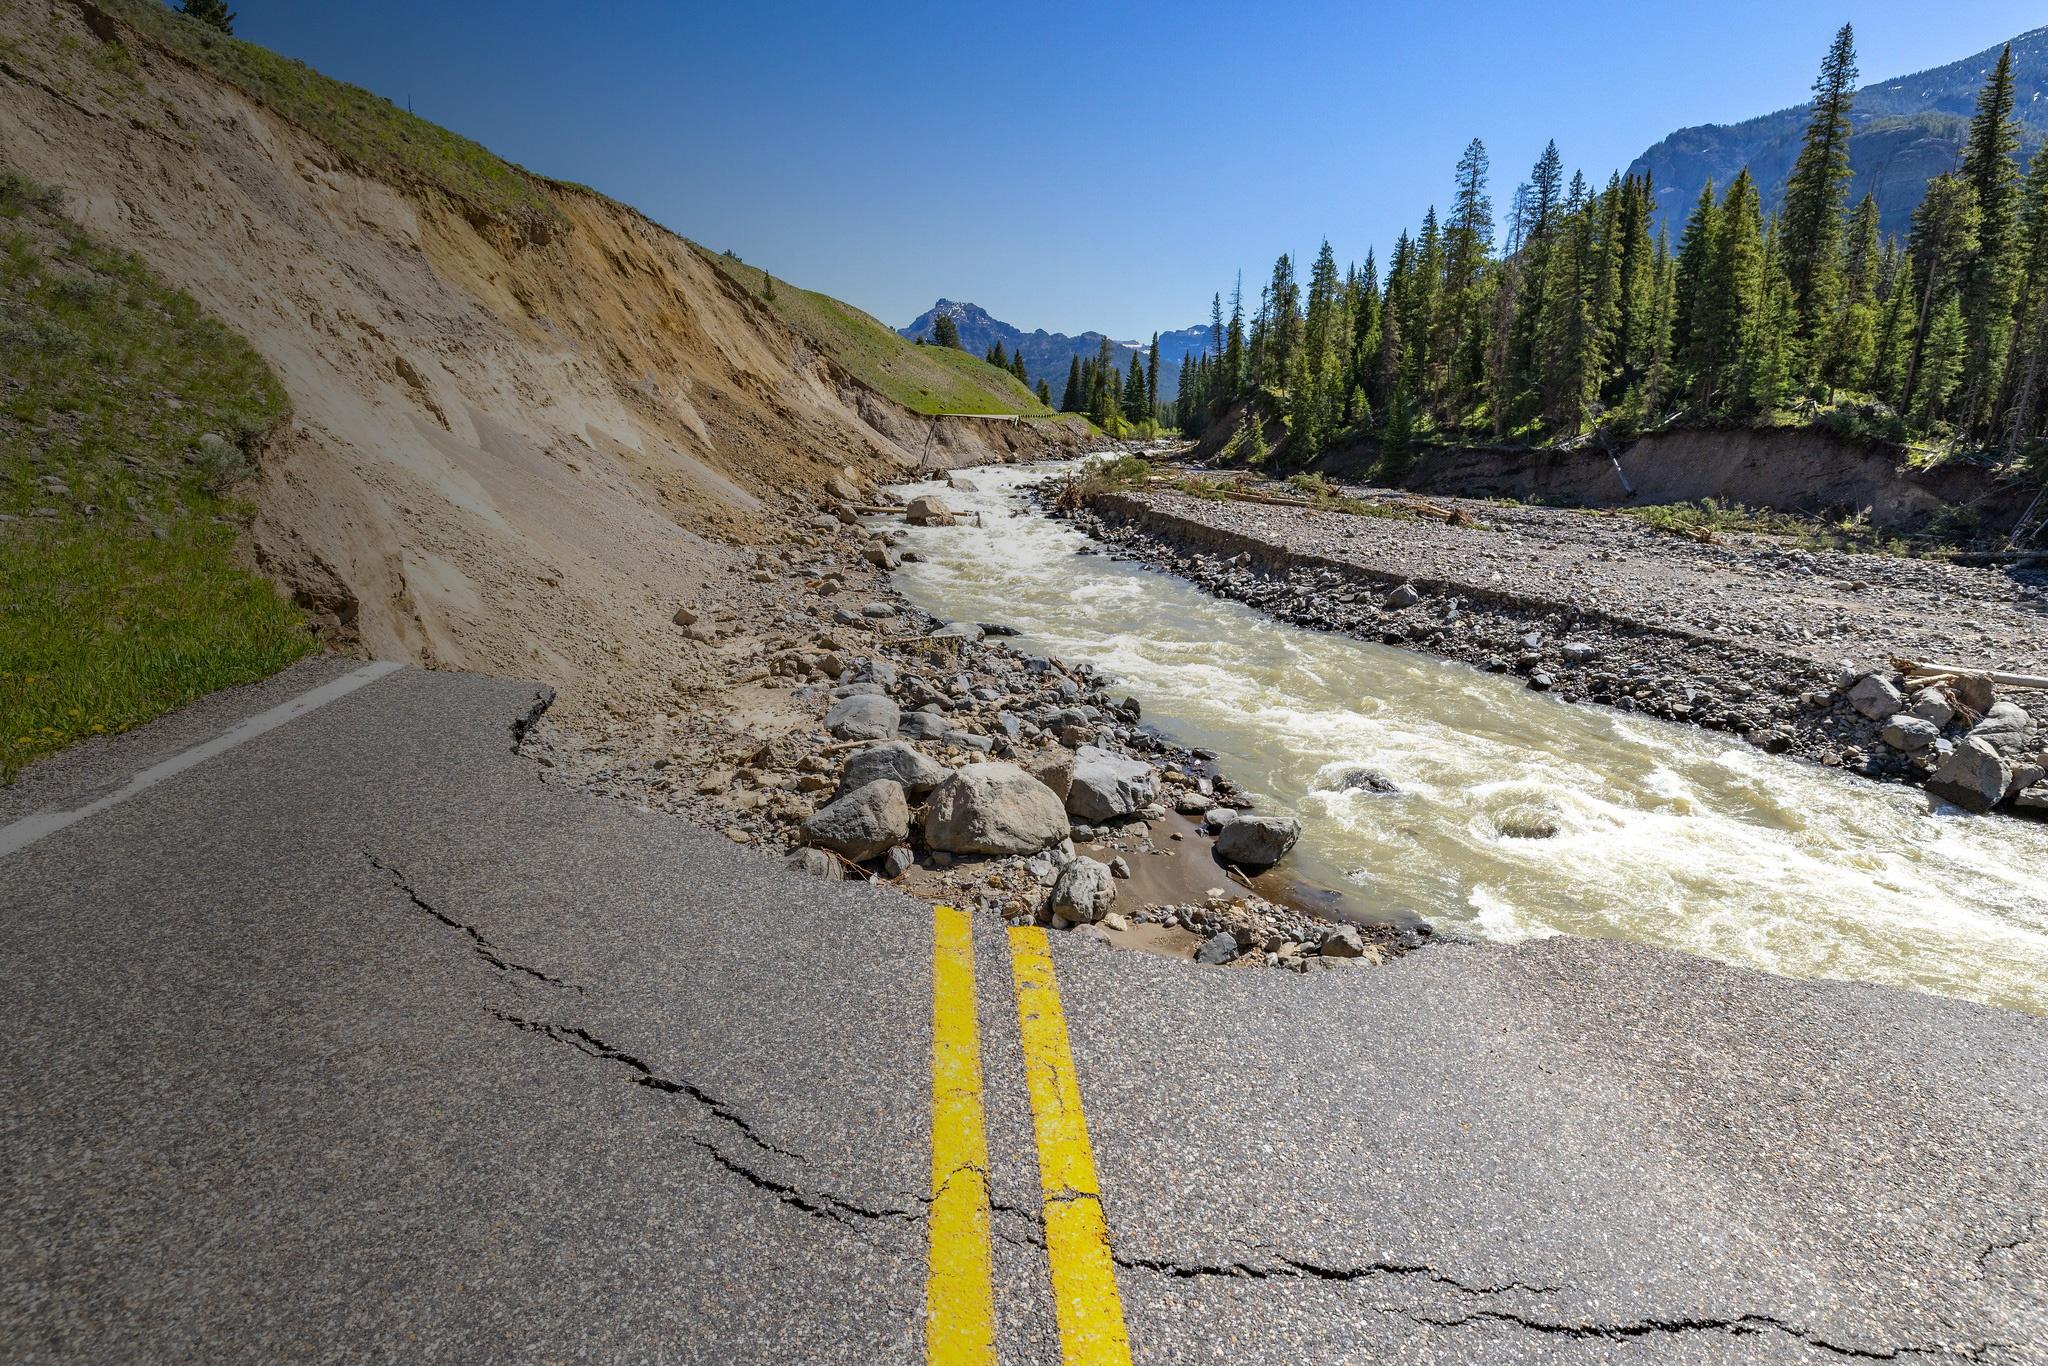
1223;276;1246;404
1260;254;1302;390
1780;23;1858;366
1060;355;1084;413
1872;242;1919;405
986;340;1008;368
181;0;236;33
1959;44;2023;434
1687;170;1765;414
1826;194;1883;391
1124;354;1149;423
2003;144;2048;447
1146;333;1161;415
1036;379;1052;406
1912;296;1967;427
1444;139;1495;421
932;314;961;349
1904;173;1982;415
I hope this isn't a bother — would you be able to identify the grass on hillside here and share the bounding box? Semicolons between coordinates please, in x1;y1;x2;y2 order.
0;169;311;780
94;0;560;227
705;253;1057;418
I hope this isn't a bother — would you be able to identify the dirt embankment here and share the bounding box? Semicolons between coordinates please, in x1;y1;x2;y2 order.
1078;482;2048;804
0;0;1085;730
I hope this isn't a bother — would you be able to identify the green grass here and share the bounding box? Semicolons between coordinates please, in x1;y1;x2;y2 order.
1625;497;1914;556
1;168;311;779
94;0;560;228
704;252;1057;418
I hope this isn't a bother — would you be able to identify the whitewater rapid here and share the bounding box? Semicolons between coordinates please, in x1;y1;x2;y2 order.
886;461;2048;1015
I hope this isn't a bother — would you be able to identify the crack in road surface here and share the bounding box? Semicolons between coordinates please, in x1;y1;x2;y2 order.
1114;1249;1559;1298
364;853;583;992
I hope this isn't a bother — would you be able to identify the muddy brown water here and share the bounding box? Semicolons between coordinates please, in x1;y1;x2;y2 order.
886;462;2048;1016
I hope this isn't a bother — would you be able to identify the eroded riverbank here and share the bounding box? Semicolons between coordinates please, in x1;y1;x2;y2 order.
888;462;2048;1014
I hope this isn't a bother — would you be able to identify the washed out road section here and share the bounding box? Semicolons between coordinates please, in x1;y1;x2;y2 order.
2;662;2042;1360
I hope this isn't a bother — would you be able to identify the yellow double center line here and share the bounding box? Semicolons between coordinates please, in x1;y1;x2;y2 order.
925;907;1133;1365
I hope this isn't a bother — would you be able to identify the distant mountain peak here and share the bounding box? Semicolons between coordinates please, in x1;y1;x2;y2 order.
1630;26;2048;239
898;301;1210;398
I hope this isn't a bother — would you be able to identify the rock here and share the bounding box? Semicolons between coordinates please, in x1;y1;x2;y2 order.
825;693;899;741
862;542;900;569
1562;642;1598;665
2013;783;2048;811
1026;748;1077;803
1880;716;1940;753
881;845;915;879
922;763;1070;855
1066;745;1156;822
1107;856;1130;879
1927;737;2012;814
1213;815;1301;870
1846;673;1905;721
931;621;984;642
1195;931;1240;966
860;602;898;619
784;848;843;880
904;494;957;526
1331;768;1400;795
1101;912;1131;932
826;473;862;502
839;741;948;798
1968;701;2035;757
1318;925;1366;958
900;711;949;741
1204;806;1238;829
801;779;910;861
1907;687;1956;729
1048;857;1117;924
1383;583;1421;609
1495;804;1561;839
672;605;700;627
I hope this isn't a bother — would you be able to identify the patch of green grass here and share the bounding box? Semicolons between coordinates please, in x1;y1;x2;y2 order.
96;0;559;228
702;251;1053;418
1;168;311;779
1625;497;1913;556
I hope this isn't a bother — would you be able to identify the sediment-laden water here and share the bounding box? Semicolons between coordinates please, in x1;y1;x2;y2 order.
888;461;2048;1015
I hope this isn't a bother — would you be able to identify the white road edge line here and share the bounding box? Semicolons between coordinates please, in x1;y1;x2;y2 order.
0;661;405;859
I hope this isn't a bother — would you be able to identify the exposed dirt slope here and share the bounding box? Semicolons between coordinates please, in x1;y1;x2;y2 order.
0;0;1083;725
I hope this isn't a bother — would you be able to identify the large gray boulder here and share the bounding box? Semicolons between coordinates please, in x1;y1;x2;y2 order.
1927;738;2012;814
839;741;947;798
801;779;910;861
1846;673;1905;721
922;763;1069;855
1065;745;1156;822
1214;814;1302;870
1968;701;2035;758
825;693;899;742
1047;857;1117;924
1880;716;1940;753
904;494;957;526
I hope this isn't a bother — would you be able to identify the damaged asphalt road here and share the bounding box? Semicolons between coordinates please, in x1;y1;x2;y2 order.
2;661;2043;1362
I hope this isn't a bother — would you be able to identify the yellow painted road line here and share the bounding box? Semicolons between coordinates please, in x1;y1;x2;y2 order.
927;905;997;1364
1007;925;1133;1366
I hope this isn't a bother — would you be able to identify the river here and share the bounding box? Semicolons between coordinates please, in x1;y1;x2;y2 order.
885;460;2048;1015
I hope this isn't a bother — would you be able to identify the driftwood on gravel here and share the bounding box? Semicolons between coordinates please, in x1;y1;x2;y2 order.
1892;657;2048;692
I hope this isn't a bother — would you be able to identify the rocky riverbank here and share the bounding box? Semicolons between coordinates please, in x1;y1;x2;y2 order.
1073;480;2048;818
521;473;1419;970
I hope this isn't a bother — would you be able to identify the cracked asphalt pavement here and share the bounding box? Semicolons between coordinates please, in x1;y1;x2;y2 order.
3;661;2043;1362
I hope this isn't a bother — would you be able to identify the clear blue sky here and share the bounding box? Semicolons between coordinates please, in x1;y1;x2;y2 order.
232;1;2041;339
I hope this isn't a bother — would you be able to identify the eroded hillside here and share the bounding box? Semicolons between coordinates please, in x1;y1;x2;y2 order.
0;0;1083;726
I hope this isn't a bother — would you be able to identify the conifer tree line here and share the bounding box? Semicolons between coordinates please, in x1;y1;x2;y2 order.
1173;25;2048;466
1055;332;1165;432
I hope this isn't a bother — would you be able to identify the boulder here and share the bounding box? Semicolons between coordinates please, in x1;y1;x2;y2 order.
1047;857;1117;924
1213;815;1302;870
881;846;915;879
1846;673;1905;721
1066;745;1156;822
825;693;899;741
1881;716;1940;753
1026;748;1077;803
922;763;1070;855
1318;925;1366;958
900;711;949;741
1383;583;1421;609
1195;931;1240;966
905;494;957;526
2014;783;2048;811
1968;701;2035;758
801;780;910;861
1927;738;2012;814
784;848;843;880
1907;687;1956;729
839;741;948;798
1562;642;1599;665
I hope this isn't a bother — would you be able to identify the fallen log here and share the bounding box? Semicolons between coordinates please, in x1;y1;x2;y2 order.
1891;657;2048;692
